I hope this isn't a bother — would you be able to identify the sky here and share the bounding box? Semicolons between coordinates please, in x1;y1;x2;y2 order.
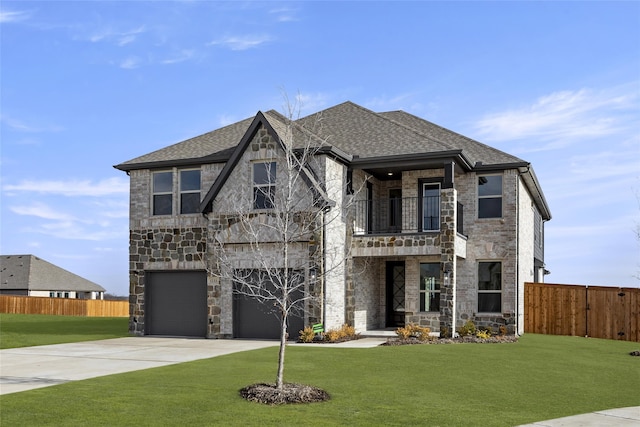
1;1;639;296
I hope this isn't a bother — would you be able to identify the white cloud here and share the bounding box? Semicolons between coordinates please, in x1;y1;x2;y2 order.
3;177;129;196
0;114;64;133
26;220;126;241
119;56;141;69
162;49;195;65
0;9;31;23
10;202;76;221
269;7;299;22
88;25;146;46
473;85;639;149
208;34;273;51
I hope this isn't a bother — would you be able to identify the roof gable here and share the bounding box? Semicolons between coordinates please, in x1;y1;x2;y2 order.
199;112;333;213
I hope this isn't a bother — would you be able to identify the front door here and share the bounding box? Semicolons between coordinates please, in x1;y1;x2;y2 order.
386;261;405;327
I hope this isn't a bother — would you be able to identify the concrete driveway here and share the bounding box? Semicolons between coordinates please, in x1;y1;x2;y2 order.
0;337;279;395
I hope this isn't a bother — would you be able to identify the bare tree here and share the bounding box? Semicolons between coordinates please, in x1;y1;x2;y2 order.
204;96;364;392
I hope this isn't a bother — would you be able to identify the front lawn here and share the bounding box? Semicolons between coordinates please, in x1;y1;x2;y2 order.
0;314;129;349
1;334;638;426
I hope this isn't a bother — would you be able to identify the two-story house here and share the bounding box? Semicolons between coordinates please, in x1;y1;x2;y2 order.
115;101;551;339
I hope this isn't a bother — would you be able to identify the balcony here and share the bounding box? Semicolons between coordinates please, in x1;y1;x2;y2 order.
353;196;464;235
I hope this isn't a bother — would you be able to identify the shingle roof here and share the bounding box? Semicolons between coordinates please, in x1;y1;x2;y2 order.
115;117;254;168
378;109;526;166
114;100;550;219
0;255;106;293
115;101;523;170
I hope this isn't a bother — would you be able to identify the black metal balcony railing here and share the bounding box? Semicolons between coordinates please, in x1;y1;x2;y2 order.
353;196;464;235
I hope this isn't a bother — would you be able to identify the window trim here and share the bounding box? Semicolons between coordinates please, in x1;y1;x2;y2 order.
152;170;174;216
178;168;201;215
252;161;277;210
477;174;503;219
419;262;441;313
477;261;502;313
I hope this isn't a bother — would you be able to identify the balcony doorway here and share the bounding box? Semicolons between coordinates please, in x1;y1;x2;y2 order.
388;189;402;232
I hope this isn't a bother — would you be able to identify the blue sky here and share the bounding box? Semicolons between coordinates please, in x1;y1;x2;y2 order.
1;1;638;296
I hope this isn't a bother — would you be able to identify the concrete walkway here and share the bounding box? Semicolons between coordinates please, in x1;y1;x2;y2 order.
0;336;388;395
517;406;640;426
0;337;279;395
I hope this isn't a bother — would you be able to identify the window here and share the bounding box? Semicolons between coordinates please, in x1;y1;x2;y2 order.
153;171;173;215
422;183;440;231
478;262;502;312
49;292;55;297
420;263;440;312
478;175;502;218
180;169;201;214
253;162;276;209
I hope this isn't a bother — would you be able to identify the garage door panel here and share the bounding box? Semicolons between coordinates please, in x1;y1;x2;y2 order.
233;277;304;339
146;271;207;337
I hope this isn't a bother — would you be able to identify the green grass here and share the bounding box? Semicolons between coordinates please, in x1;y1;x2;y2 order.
1;334;638;426
0;314;129;349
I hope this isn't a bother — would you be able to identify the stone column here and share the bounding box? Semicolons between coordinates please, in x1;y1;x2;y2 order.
439;188;457;336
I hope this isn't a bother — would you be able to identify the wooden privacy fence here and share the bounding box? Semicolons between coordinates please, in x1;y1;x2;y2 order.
525;282;640;342
0;295;128;317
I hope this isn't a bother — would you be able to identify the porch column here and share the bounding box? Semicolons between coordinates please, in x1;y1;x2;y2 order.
440;188;457;336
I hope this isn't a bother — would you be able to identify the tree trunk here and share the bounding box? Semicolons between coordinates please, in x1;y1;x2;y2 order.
276;310;287;389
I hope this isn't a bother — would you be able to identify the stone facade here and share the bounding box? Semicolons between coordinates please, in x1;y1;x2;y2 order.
124;116;545;338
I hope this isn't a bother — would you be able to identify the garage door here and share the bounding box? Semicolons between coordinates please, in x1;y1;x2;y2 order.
146;271;207;337
233;274;304;339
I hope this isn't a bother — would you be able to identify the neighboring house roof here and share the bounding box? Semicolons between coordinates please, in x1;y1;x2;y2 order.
114;100;551;219
0;255;106;293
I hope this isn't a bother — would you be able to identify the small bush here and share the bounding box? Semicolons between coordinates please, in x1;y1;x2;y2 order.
324;324;358;342
395;326;412;340
395;324;432;341
499;325;508;336
299;326;315;343
457;320;476;337
440;327;450;338
476;329;491;339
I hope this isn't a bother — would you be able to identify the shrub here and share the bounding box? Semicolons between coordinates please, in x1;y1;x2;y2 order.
457;320;476;337
325;329;342;342
395;324;432;341
499;325;508;336
440;327;450;338
476;329;491;339
299;326;315;343
324;324;358;342
395;326;412;340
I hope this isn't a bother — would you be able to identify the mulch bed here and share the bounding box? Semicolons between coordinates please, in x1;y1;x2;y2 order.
240;383;330;405
382;335;519;346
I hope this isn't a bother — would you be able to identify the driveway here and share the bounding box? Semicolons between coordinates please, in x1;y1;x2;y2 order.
0;336;387;395
0;337;279;395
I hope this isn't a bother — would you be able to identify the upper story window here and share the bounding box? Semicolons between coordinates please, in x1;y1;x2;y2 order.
478;261;502;313
152;169;201;216
253;161;276;209
179;169;201;214
153;171;173;215
478;175;502;218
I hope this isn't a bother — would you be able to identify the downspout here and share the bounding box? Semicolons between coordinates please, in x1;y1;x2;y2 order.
515;171;520;336
320;207;327;328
